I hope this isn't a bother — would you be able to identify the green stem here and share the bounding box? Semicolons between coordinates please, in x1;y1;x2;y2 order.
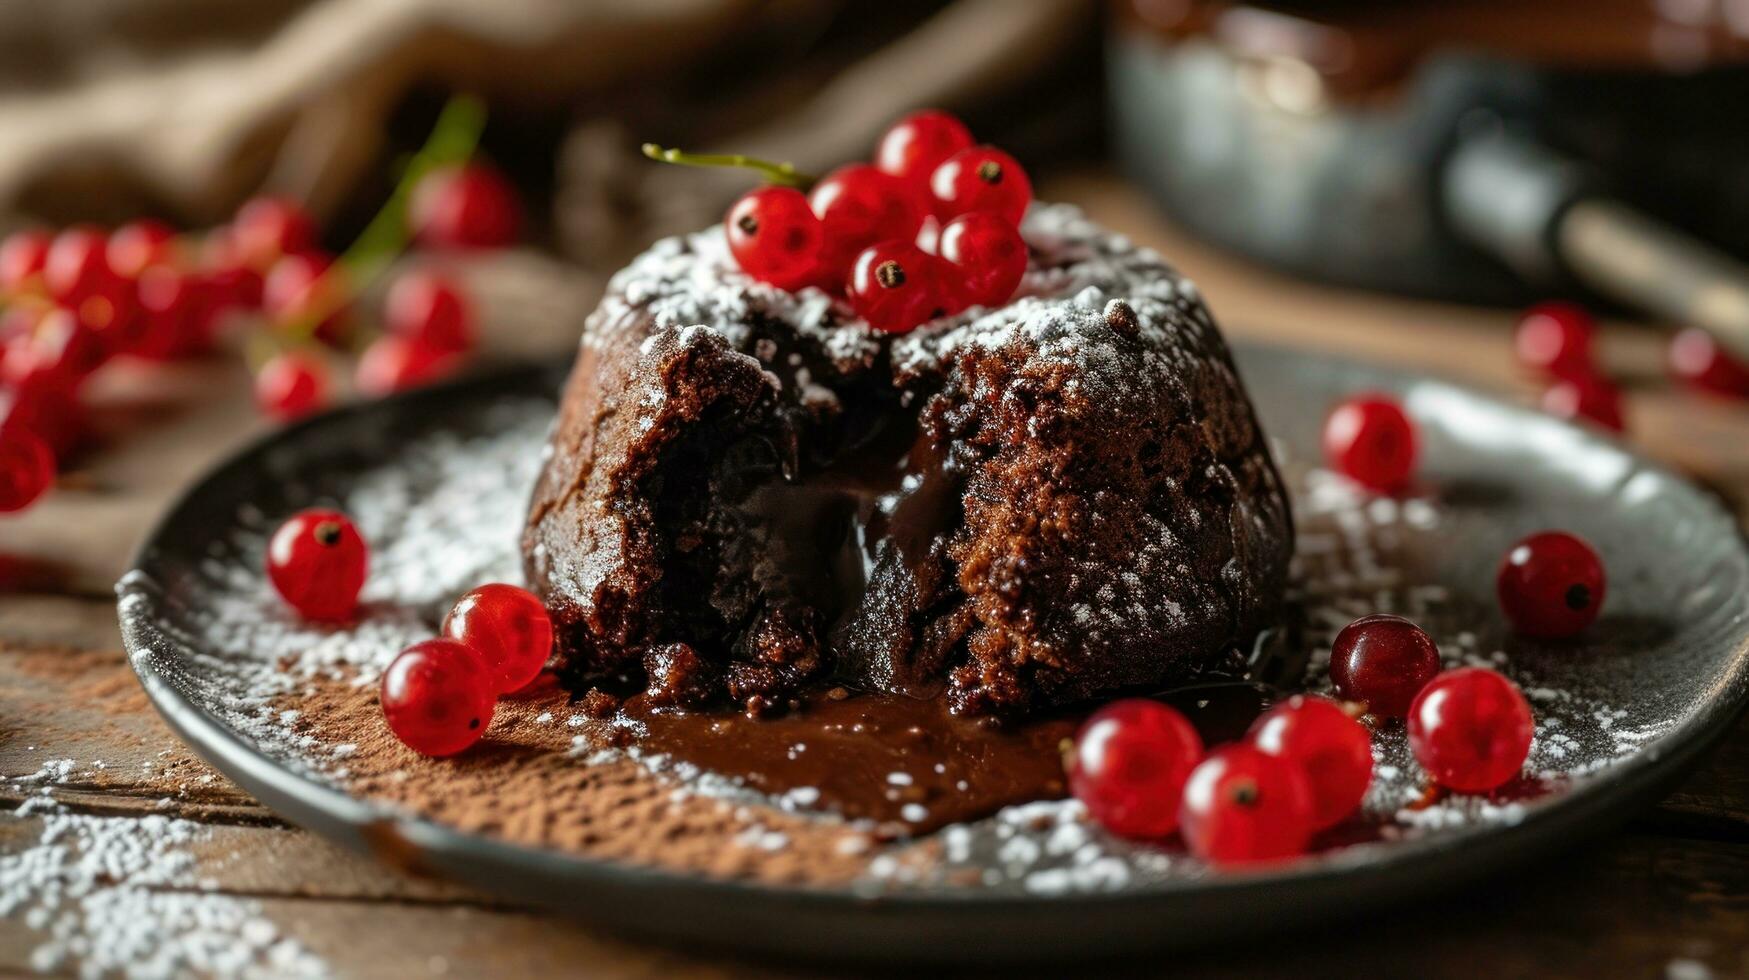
269;94;489;355
640;143;815;188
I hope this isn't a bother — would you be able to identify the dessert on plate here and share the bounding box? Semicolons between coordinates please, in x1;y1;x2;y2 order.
521;200;1294;720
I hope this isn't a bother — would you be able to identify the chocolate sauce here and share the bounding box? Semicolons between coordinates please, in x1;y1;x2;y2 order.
602;681;1274;837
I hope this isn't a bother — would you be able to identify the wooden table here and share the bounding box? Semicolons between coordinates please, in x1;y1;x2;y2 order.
2;175;1744;978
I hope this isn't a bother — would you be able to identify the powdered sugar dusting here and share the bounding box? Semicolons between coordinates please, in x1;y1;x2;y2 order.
0;797;326;978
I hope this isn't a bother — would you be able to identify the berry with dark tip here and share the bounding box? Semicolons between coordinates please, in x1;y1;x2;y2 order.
1497;531;1605;639
929;146;1032;226
724;186;824;291
381;639;496;757
265;508;368;621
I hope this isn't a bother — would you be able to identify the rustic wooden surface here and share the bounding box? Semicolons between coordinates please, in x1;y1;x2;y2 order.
1;174;1745;978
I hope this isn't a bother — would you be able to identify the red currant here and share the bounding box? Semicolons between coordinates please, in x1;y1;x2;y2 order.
929;146;1033;226
1408;667;1534;793
1248;695;1372;830
233;196;315;271
380;638;496;757
1330;614;1441;718
0;429;55;513
410;163;522;250
106;220;178;281
1669;328;1749;399
134;264;216;359
442;583;554;694
200;229;265;310
1322;394;1417;492
1541;375;1624;432
0;230;51;295
355;335;458;397
254;352;331;422
384;270;474;356
1179;744;1315;865
3;307;109;390
263;252;350;344
846;240;954;334
1514;302;1594;378
1;381;82;460
875;110;974;191
1497;530;1605;639
1066;699;1203;839
44;227;133;335
938;211;1027;309
265;509;368;621
724;187;823;292
809;164;928;284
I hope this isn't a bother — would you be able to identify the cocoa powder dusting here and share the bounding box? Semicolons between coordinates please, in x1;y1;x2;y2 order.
278;674;934;887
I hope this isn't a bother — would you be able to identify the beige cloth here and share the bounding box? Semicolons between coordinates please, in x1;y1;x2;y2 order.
0;0;1093;267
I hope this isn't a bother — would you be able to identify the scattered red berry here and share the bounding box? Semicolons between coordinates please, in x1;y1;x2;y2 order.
0;230;51;295
1322;393;1417;492
1541;375;1624;432
1330;614;1441;718
1514;302;1594;379
254;351;331;422
355;335;458;397
1248;695;1373;830
809;164;928;284
846;240;953;334
385;270;475;356
0;429;55;513
410;163;522;250
106;220;177;281
1408;667;1535;793
1179;744;1316;865
442;583;554;694
233;197;315;271
265;508;368;621
929;146;1033;226
380;638;496;757
1497;531;1605;639
724;187;823;292
875;110;974;192
938;211;1026;309
1066;699;1204;839
263;252;350;344
1668;327;1749;399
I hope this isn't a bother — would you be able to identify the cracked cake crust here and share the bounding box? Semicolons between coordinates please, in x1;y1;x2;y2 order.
522;204;1292;717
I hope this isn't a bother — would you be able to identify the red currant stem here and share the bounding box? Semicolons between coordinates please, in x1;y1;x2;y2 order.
640;143;816;189
267;94;487;355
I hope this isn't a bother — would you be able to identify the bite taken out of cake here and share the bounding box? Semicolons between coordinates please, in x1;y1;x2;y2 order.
521;198;1294;720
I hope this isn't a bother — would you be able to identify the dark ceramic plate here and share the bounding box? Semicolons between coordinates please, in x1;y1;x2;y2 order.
118;344;1749;961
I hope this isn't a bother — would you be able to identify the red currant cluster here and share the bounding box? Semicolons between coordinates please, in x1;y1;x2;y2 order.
1068;638;1540;864
1516;301;1749;431
0;159;520;517
694;110;1031;334
1069;523;1605;861
264;507;552;757
1066;693;1372;865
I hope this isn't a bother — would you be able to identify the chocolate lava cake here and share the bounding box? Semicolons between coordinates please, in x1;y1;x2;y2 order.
522;204;1292;718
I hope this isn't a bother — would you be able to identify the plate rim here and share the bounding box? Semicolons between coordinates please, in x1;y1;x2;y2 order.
116;346;1749;952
